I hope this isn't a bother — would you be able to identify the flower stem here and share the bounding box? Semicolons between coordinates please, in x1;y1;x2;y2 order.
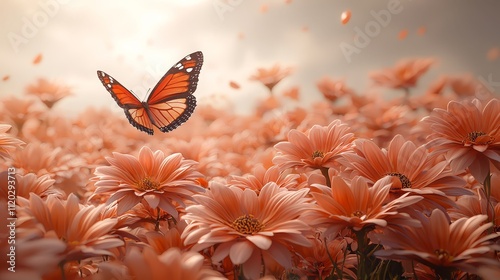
484;173;496;232
403;87;410;105
320;167;331;188
355;229;369;280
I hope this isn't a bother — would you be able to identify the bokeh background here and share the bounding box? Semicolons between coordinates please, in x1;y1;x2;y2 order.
1;0;499;116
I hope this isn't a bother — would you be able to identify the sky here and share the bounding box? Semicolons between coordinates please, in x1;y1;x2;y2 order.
1;0;499;116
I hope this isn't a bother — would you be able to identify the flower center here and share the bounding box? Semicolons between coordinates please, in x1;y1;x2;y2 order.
463;131;494;146
312;150;324;158
352;210;364;218
136;177;159;191
232;214;263;234
387;172;412;189
434;249;452;262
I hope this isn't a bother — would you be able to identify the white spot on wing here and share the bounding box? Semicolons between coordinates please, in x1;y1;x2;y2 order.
175;62;184;70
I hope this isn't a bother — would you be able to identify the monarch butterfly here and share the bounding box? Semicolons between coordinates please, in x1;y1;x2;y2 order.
97;51;203;135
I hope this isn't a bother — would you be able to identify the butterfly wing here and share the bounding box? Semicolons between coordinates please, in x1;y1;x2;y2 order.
146;51;203;133
96;70;155;135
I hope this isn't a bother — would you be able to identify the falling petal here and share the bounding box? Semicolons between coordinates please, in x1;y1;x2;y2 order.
341;10;351;25
487;47;499;61
260;4;268;13
33;53;43;64
398;29;408;40
229;80;240;89
417;26;426;36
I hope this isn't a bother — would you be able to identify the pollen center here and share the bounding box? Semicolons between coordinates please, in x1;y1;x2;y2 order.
463;131;494;145
136;177;159;191
312;150;324;158
352;210;364;218
434;249;451;262
232;214;263;234
387;172;412;189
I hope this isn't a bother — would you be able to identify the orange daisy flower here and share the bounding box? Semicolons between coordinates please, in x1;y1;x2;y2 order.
0;172;63;200
124;247;226;280
316;77;355;102
293;234;357;279
0;124;25;160
273;120;355;173
92;146;204;216
0;229;66;279
11;143;82;178
182;182;313;280
17;194;124;267
422;98;500;183
340;135;471;212
370;58;434;90
250;64;293;92
25;78;72;109
228;164;300;193
374;209;499;278
308;176;422;235
0;96;45;131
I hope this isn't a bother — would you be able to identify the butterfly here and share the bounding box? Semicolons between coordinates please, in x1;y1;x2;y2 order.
97;51;203;135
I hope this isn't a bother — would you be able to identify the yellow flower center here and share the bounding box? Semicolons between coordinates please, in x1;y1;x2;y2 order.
463;131;494;146
387;172;412;189
352;210;364;218
312;150;324;158
232;214;263;234
136;177;159;191
434;249;452;262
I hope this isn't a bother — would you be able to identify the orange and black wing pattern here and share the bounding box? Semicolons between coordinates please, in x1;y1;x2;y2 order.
96;70;155;135
146;51;203;133
97;51;203;135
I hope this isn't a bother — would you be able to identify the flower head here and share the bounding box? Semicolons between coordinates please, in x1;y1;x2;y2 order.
340;135;471;212
370;58;434;90
374;209;499;277
273;120;355;172
307;176;422;235
250;64;293;92
0;172;63;200
17;194;124;264
316;77;355;102
228;164;300;193
182;182;313;280
92;146;204;217
25;78;72;108
422;98;500;182
124;247;226;280
0;124;25;160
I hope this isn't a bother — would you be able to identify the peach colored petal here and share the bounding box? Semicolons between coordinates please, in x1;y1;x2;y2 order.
230;240;254;264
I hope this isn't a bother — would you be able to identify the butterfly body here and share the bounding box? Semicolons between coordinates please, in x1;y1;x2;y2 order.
97;51;203;135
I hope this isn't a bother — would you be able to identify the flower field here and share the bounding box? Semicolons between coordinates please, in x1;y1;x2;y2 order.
1;59;500;279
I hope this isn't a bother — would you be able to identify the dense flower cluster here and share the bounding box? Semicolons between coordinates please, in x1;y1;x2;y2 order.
1;59;499;279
